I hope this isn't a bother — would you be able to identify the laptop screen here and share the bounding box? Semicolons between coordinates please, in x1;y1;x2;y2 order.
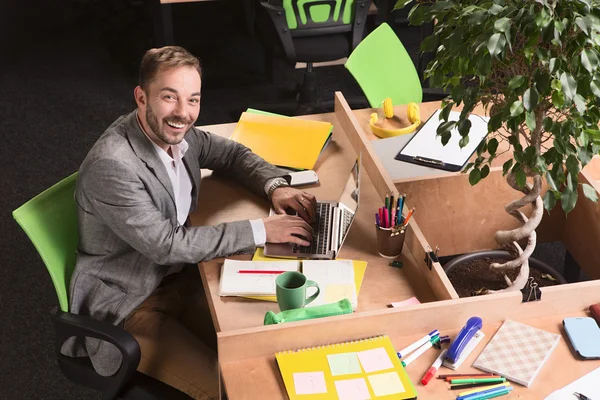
338;155;361;214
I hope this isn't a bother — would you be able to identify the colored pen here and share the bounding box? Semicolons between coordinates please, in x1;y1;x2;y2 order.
396;329;439;359
451;378;506;384
458;385;513;400
457;382;510;397
403;207;415;227
389;195;394;225
398;194;405;223
450;381;506;390
421;349;447;385
385;193;390;210
439;373;498;379
375;213;380;228
379;208;385;228
238;270;286;274
383;211;389;229
574;392;592;400
446;375;500;382
401;335;440;367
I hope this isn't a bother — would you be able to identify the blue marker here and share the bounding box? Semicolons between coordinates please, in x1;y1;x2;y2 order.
398;194;406;223
396;329;439;359
457;385;513;400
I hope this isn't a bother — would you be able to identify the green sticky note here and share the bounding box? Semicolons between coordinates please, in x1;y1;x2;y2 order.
327;353;362;376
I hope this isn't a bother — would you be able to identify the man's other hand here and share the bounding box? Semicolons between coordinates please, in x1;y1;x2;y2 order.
270;187;317;223
263;214;313;246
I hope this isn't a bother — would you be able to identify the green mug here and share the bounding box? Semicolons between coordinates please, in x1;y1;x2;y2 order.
275;271;320;311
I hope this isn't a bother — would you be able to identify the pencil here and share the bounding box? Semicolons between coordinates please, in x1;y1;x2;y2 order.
238;270;287;274
438;373;500;379
403;207;415;226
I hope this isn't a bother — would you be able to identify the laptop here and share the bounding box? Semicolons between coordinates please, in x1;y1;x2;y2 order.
264;155;361;260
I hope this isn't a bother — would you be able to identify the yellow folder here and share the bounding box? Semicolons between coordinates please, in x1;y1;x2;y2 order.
229;112;332;170
242;248;367;303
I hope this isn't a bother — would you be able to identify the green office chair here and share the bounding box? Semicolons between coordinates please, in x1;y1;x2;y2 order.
12;173;192;400
345;22;423;107
257;0;372;115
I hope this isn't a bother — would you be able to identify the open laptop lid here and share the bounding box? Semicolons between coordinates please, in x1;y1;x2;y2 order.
334;154;362;255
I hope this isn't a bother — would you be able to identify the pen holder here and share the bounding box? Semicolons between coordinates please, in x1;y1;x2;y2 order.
375;225;405;259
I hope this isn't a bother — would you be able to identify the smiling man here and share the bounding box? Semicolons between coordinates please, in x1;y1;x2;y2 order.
62;46;316;400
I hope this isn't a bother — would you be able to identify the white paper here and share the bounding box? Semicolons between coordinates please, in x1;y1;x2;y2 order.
400;110;489;167
218;259;299;296
302;259;357;309
544;366;600;399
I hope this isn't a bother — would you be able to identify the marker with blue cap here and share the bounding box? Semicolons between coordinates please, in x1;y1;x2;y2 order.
446;317;483;363
396;329;439;359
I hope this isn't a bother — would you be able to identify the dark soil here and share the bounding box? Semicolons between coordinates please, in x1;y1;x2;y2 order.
446;257;561;298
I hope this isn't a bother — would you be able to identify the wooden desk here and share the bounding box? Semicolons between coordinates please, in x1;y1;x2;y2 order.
217;282;600;399
191;93;443;332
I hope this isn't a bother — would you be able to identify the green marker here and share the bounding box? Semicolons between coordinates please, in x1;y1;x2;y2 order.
451;377;506;384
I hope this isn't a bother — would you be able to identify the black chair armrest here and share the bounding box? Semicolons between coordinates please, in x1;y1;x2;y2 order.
51;307;140;400
260;1;297;64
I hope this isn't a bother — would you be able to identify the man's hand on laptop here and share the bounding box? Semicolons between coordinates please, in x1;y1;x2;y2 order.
270;187;317;223
263;214;314;246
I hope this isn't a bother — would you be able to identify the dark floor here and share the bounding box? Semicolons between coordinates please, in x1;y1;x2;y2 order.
0;1;583;399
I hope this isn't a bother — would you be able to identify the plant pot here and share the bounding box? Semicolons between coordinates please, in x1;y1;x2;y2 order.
443;250;567;297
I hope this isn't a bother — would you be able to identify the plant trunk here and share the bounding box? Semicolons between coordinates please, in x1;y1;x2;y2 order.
487;174;543;293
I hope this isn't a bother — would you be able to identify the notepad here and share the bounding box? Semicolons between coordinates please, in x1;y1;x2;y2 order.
395;109;489;172
302;260;358;310
544;366;600;399
218;259;300;296
230;112;333;170
473;320;561;387
276;335;417;400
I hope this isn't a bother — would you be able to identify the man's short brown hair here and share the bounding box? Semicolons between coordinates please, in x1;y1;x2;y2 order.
139;46;202;92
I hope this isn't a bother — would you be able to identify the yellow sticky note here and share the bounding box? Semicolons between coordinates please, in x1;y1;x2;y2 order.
325;284;355;303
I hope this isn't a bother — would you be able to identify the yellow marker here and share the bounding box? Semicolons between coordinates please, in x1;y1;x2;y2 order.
458;382;511;397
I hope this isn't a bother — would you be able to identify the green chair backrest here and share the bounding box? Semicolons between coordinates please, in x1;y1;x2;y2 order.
345;23;423;107
12;173;78;312
283;0;355;30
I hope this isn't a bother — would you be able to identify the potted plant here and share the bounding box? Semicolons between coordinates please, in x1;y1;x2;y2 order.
394;0;600;293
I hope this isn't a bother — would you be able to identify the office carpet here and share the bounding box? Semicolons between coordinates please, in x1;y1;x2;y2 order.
0;2;576;399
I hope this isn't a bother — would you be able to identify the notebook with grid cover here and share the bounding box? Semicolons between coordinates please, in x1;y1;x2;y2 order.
473;319;561;387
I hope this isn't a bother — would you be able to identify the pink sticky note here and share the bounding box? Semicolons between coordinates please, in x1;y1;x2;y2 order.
293;372;327;395
390;296;421;308
334;378;371;400
356;347;394;373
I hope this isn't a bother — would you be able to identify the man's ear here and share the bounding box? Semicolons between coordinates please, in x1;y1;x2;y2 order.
134;86;146;107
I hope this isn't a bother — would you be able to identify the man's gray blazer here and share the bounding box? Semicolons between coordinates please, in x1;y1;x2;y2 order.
62;111;286;375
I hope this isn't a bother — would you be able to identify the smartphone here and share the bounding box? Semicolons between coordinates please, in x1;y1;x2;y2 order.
563;317;600;359
284;170;319;187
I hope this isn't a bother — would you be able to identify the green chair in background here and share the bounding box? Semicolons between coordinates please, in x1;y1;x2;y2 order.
12;173;191;400
345;22;423;107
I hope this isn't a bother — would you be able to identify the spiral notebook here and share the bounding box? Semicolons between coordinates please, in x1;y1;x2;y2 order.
275;335;417;400
473;320;561;387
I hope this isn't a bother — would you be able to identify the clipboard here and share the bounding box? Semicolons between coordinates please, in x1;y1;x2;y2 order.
394;109;490;172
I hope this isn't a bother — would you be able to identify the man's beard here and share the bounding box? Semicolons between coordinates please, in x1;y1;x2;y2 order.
145;106;189;146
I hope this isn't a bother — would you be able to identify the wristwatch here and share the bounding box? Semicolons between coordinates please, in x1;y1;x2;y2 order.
267;177;290;199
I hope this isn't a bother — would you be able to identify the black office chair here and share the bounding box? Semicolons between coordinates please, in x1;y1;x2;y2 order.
12;173;192;400
256;0;372;115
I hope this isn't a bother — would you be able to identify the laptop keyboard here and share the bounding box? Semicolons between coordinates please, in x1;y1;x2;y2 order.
293;202;330;255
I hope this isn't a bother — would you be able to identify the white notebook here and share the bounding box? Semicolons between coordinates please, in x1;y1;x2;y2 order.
219;259;300;296
473;320;561;387
302;260;357;310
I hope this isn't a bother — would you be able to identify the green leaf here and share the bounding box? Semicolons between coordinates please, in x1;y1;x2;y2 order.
469;168;482;185
488;33;507;57
488;138;499;155
430;1;453;12
510;100;524;117
440;102;453;121
437;121;456;135
582;49;599;73
535;71;551;96
481;165;490;179
393;0;413;10
582;183;599;203
420;35;438;52
579;146;593;166
560;72;578;100
488;4;504;15
508;75;525;89
575;16;591;36
408;4;428;25
590;80;600;98
523;88;539;110
561;187;578;214
502;159;513;176
566;154;581;177
526;111;537;131
546;171;559;192
543;191;557;212
551;79;562;91
574;94;587;114
515;169;526;189
549;58;559;73
440;131;451;146
459;136;470;148
494;17;511;32
458;119;472;136
469;10;487;25
552;91;565;108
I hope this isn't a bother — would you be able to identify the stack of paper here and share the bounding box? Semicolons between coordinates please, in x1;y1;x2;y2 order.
219;259;300;297
302;260;358;310
473;320;561;387
230;111;332;170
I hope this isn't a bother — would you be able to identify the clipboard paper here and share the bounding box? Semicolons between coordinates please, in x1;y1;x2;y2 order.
395;109;490;172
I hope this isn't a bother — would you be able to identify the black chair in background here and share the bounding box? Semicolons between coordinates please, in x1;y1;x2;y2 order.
256;0;372;115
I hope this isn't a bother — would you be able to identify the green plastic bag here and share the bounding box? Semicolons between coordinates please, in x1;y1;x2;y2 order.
263;298;353;325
